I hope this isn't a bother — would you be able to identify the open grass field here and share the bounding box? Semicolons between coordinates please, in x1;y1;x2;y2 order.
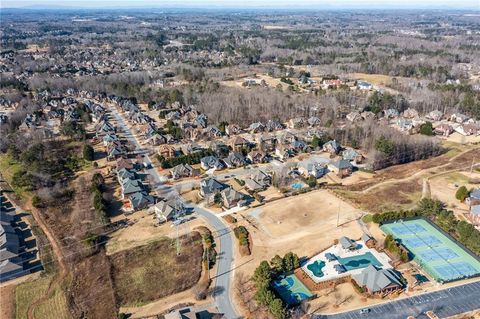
110;232;204;307
15;276;70;319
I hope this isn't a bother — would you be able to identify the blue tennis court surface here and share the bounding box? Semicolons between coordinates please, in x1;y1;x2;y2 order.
381;219;480;282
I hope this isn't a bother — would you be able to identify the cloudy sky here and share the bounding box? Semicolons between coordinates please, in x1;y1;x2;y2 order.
1;0;479;9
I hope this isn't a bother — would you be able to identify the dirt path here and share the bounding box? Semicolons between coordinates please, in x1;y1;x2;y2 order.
20;197;68;319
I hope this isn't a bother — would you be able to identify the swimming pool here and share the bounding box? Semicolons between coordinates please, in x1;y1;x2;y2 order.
337;252;383;271
306;260;326;278
291;182;304;190
272;274;313;305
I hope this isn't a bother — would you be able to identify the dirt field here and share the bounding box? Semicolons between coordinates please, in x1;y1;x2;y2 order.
1;283;15;319
106;210;206;255
110;233;203;307
252;189;361;238
233;189;364;278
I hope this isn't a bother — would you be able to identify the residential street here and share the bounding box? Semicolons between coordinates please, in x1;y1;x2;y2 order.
108;106;239;319
313;280;480;319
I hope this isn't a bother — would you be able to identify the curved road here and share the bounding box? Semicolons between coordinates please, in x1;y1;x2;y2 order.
108;106;239;319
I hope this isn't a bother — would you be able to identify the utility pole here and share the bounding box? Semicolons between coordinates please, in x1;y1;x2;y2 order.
337;199;341;227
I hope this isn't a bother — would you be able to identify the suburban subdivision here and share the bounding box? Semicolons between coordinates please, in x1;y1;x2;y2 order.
0;5;479;319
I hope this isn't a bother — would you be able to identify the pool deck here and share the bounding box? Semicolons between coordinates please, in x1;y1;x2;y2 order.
302;240;392;283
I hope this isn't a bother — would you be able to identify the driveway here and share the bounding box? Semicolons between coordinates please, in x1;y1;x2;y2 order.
313;281;480;319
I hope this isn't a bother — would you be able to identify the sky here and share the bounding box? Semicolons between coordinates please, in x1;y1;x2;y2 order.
1;0;479;9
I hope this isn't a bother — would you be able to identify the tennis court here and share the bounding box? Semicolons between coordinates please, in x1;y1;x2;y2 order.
381;218;480;282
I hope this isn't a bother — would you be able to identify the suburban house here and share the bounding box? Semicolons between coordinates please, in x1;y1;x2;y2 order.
229;136;250;152
353;265;404;295
383;108;399;119
275;145;295;161
297;158;328;178
467;205;480;225
170;164;199;180
329;160;353;178
258;133;277;152
200;156;225;170
117;167;138;184
127;191;154;212
199;178;229;204
158;144;177;159
357;81;372;90
154;199;185;223
121;178;145;199
116;158;135;171
346;111;361;122
402;108;419;119
323;140;341;155
427;110;443;121
466;189;480;207
244;169;271;191
223;152;246;168
249;122;265;133
220;187;246;209
247;150;268;164
434;123;454;136
225;124;242;136
342;149;364;164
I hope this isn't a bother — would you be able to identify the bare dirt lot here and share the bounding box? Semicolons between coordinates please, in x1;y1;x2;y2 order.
251;189;361;238
234;189;364;277
106;210;206;255
110;233;203;307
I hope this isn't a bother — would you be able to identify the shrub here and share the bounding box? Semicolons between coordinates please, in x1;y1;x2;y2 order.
83;144;94;161
32;195;42;208
455;186;470;202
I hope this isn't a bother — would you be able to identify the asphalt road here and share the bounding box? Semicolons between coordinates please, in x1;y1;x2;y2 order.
108;106;239;319
313;281;480;319
192;204;239;319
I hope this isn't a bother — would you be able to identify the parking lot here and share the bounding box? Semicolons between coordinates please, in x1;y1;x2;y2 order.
313;281;480;319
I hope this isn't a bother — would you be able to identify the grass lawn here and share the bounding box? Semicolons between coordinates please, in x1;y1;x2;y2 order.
0;154;31;199
33;285;71;319
110;232;204;306
16;276;70;319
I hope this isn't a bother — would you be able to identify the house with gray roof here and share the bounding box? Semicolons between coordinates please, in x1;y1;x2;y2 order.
221;188;246;209
154;199;185;223
342;148;364;164
128;192;154;212
329;160;353;178
121;178;145;199
297;158;328;178
199;178;229;204
200;156;225;171
223;152;246;168
353;265;403;294
170;164;199;180
323;140;341;154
